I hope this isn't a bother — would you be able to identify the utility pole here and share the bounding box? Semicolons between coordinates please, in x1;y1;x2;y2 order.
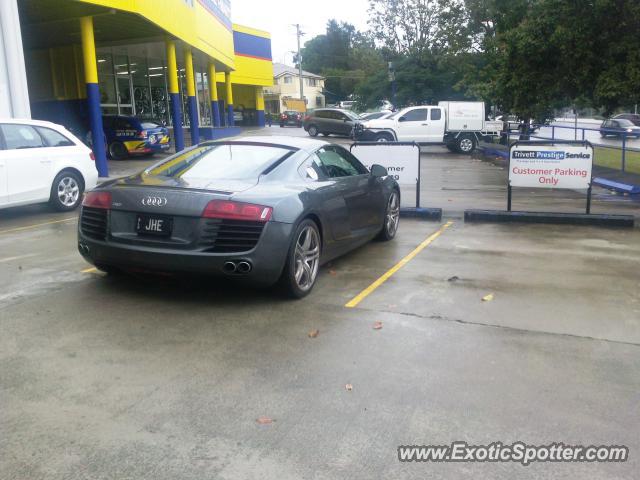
294;24;305;105
388;62;396;109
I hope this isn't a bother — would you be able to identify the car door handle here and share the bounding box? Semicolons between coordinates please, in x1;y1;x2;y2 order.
40;159;51;163
421;123;429;126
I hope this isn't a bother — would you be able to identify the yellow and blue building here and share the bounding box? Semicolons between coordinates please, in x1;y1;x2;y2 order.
0;0;273;176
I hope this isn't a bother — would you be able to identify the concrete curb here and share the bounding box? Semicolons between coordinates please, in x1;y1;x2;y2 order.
400;207;443;221
464;209;635;228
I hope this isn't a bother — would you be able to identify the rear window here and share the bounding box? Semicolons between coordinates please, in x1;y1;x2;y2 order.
36;127;75;147
146;144;294;181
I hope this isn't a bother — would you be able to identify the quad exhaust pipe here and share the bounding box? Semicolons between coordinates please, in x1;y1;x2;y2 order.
223;261;237;274
222;261;252;275
237;261;252;274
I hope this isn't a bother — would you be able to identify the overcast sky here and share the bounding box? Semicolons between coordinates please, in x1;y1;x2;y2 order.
232;0;370;65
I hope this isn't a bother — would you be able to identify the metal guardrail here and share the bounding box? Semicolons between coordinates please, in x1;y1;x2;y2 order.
501;124;640;173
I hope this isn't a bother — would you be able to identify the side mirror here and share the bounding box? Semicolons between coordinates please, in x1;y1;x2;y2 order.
398;116;407;122
370;164;388;177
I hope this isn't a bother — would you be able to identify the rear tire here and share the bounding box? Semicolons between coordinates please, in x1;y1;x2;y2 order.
108;141;128;160
308;125;319;137
49;171;84;211
377;190;400;241
278;219;321;299
456;135;476;154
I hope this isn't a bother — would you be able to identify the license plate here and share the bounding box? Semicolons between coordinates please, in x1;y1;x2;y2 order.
136;214;172;237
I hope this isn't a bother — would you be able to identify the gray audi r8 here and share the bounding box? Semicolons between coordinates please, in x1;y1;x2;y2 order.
77;136;400;297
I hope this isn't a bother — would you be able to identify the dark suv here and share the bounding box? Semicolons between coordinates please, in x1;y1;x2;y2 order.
303;108;360;138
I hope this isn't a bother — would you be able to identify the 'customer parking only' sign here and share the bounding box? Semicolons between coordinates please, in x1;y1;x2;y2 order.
509;144;593;189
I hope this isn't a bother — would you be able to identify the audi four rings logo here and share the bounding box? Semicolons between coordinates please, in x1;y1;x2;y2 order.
142;196;168;207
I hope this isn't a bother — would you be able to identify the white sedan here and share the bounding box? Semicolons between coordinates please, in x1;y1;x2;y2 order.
0;119;98;211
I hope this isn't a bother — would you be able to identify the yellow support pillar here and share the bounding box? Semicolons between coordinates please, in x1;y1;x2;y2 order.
165;40;184;151
184;48;199;145
79;16;107;176
208;62;221;127
255;86;265;127
225;71;234;126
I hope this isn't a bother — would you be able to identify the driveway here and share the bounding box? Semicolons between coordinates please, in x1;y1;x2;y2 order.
1;127;638;479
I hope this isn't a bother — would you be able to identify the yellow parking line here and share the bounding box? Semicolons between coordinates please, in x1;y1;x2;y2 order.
345;221;453;308
0;217;76;235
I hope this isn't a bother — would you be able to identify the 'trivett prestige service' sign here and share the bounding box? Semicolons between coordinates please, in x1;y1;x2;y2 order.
509;144;593;189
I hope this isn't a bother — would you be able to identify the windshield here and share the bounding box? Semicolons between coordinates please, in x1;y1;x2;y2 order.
145;144;294;180
343;110;360;120
616;119;635;127
388;110;406;120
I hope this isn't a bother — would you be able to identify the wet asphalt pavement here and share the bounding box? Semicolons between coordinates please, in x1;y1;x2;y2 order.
1;126;639;479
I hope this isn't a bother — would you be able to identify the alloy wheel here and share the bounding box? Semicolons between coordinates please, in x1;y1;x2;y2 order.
57;177;80;207
385;192;400;237
294;225;320;292
460;138;474;152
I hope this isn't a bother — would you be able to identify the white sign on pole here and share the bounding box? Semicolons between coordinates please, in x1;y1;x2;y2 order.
509;144;593;189
350;143;421;208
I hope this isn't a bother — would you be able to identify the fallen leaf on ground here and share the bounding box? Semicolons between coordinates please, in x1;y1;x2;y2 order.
448;276;460;282
308;329;319;338
482;293;494;302
373;321;383;330
329;269;337;276
256;416;273;425
345;384;353;391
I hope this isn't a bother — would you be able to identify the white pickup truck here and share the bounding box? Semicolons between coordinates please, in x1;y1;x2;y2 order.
355;101;503;153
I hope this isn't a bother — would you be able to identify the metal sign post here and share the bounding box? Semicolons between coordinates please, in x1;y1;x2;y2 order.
507;140;594;214
350;142;441;220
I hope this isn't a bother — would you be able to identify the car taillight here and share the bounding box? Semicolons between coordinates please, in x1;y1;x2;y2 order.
89;151;96;161
202;200;272;222
304;115;311;122
281;114;287;119
137;130;148;139
82;191;112;209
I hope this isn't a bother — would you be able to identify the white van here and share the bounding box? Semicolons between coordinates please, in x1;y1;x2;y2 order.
0;119;98;211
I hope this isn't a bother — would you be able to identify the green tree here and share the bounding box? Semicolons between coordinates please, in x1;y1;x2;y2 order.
301;21;385;103
463;0;640;119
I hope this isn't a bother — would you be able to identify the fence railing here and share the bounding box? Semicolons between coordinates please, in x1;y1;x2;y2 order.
501;124;640;174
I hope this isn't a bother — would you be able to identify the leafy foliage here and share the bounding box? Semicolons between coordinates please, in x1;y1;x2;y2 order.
300;0;640;116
